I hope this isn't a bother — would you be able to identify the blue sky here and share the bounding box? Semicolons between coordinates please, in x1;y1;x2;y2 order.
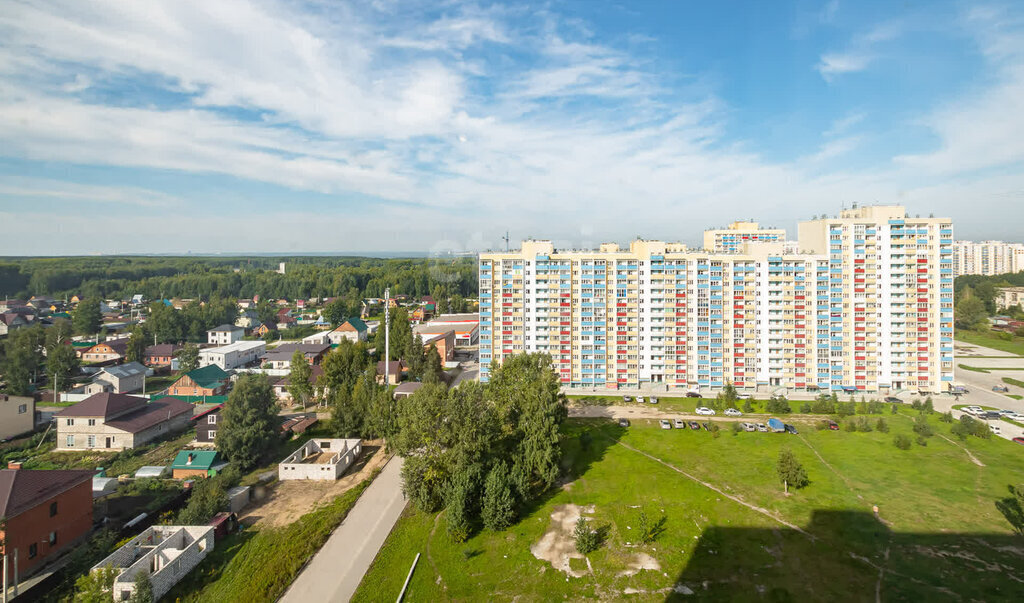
0;0;1022;254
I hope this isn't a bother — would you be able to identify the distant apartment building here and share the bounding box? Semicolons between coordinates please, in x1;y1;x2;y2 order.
703;221;786;253
952;240;1024;276
479;205;953;394
995;287;1024;311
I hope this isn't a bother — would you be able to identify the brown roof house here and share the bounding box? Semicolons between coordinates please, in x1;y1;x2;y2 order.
262;343;330;370
376;360;406;386
56;393;193;451
81;338;129;363
0;468;95;578
143;343;181;368
273;365;324;403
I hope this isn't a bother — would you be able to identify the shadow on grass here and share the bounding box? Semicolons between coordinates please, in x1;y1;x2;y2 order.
666;510;1024;602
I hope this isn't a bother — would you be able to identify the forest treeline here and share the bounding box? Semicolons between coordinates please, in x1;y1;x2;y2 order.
0;256;477;301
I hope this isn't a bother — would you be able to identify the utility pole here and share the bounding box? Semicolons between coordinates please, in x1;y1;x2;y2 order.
384;287;390;387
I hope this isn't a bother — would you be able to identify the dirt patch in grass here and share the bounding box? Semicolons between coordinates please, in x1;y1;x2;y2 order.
617;551;661;577
530;503;594;577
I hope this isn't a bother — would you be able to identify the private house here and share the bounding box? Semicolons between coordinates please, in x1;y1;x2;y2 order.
0;312;29;336
167;365;231;397
414;327;456;362
280;414;319;437
56;393;193;451
276;315;298;330
392;381;423;399
261;343;329;369
234;309;260;329
237;299;255;310
90;525;214;602
143;343;181;368
272;365;324;402
411;303;435;322
0;468;95;579
171;450;224;479
81;338;129;363
0;394;34;440
376;360;406;386
278;438;362;481
199;340;266;370
207;324;243;346
191;404;223;444
253;322;277;337
85;361;147;395
328;317;368;344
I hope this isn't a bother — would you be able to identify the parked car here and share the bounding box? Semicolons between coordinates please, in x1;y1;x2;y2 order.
701;422;710;431
784;424;799;435
660;419;672;430
827;420;839;431
686;392;703;398
618;418;630;428
962;406;983;415
736;393;752;400
741;422;756;432
998;409;1016;416
756;423;768;432
990;423;1002;435
1013;437;1024;445
696;407;715;416
689;421;700;430
623;395;632;402
674;418;686;428
983;411;1002;420
649;396;659;404
884;396;902;404
637;396;645;404
993;385;1010;393
725;408;742;417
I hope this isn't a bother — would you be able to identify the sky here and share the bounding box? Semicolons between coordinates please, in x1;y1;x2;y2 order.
0;0;1023;255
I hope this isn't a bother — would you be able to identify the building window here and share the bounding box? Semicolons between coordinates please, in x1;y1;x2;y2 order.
49;531;57;546
18;404;27;414
88;419;96;426
28;544;37;559
87;435;96;448
66;435;75;447
209;431;217;440
209;415;217;424
66;418;74;426
50;501;58;517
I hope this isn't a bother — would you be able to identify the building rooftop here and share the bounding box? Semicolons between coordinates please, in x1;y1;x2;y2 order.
101;361;148;380
203;340;267;354
105;397;194;434
0;469;95;518
172;450;221;471
180;364;231;389
58;392;147;419
208;324;241;332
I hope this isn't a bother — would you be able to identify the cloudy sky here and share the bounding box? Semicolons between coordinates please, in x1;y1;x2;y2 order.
1;0;1022;255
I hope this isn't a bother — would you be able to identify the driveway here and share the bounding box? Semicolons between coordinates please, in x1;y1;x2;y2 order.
280;455;407;603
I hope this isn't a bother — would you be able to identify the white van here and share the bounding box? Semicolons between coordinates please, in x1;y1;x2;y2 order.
990;423;1002;435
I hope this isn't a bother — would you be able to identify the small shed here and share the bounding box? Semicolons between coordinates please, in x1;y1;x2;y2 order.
227;485;251;514
208;511;239;540
171;450;222;479
92;476;119;499
767;418;785;433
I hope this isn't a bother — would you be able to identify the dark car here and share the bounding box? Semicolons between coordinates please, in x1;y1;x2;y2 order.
686;392;702;398
983;411;1003;420
701;422;710;431
827;420;839;430
884;396;902;404
618;418;630;428
1013;437;1024;446
784;424;799;435
689;421;700;430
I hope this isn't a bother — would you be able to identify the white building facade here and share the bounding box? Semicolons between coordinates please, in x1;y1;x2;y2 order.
953;240;1024;276
199;340;266;370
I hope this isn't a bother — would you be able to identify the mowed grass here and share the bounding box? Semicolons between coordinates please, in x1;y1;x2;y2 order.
955;330;1024;357
355;414;1024;602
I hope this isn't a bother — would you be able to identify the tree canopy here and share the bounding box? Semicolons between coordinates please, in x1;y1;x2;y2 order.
216;374;279;471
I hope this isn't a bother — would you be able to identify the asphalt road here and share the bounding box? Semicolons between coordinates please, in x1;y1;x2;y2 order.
280;455;407;603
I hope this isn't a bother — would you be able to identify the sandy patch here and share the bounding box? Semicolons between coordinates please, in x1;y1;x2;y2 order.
617;552;661;577
530;503;594;577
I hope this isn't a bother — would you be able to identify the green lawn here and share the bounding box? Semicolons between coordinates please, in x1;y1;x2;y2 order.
22;428;195;476
958;363;991;373
355;414;1024;602
1003;377;1024;389
144;374;180;393
955;330;1024;357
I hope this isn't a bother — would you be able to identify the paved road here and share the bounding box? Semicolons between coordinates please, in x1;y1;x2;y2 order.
280;455;407;603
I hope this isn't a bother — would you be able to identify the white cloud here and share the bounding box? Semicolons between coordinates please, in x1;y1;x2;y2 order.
0;178;181;208
816;19;903;80
817;52;873;78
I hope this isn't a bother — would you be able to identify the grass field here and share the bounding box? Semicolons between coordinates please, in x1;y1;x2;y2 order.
1003;377;1024;389
355;412;1024;602
955;330;1024;357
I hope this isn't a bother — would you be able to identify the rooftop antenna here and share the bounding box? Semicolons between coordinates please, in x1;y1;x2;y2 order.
502;231;510;252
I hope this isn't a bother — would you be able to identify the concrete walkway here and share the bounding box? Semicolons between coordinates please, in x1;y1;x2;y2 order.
280;455;407;603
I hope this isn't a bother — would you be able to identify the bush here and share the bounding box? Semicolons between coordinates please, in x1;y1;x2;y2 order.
799;402;812;414
742;399;754;413
875;418;889;433
890;403;898;415
845;419;859;432
766;398;791;414
574;517;601;554
731;422;742;436
636;509;666;544
912;414;933;438
916;435;928;447
939;411;954;423
894;434;912;450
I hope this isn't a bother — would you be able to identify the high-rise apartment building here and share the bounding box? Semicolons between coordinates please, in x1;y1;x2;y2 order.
952;240;1024;276
703;221;786;253
479;205;953;394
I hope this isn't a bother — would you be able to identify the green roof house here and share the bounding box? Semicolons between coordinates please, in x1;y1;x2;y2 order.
168;365;231;397
171;450;223;478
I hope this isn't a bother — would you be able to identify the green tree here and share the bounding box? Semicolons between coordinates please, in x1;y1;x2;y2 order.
481;461;516;531
216;374;279;471
422;343;443;384
995;484;1024;535
374;307;412;361
322;298;348;327
1;324;44;395
126;326;147;364
47;335;80;398
955;287;988;330
445;467;476;542
75;564;118;603
776;449;809;493
130;569;154;603
287;349;313;409
404;333;426;380
177;342;200;373
72;297;103;334
319;339;369;399
574;517;601;554
894;434;912;449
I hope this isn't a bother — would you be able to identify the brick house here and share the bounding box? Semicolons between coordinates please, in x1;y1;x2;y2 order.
171;450;223;479
420;329;456;363
143;343;181;368
272;366;324;402
90;525;214;602
192;404;224;443
0;394;34;441
167;365;230;398
261;343;329;369
0;468;94;578
81;338;129;363
328;318;368;344
56;393;193;451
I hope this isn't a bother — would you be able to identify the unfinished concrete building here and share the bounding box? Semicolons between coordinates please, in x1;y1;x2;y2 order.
91;525;214;601
278;438;362;481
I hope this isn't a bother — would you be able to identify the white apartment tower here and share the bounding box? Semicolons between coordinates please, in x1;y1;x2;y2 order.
703;221;786;253
479;205;954;394
952;240;1024;276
